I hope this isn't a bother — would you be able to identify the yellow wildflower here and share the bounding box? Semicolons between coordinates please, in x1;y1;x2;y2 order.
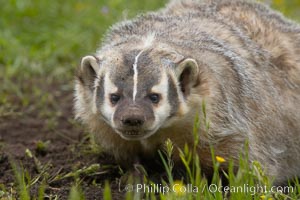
216;156;226;163
260;195;273;200
172;180;186;196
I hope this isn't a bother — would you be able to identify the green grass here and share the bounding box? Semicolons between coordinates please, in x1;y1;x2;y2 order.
1;0;300;199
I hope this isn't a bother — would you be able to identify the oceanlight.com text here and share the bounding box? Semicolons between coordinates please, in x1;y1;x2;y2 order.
119;183;294;195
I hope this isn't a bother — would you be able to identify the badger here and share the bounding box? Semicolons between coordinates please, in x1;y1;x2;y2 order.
74;0;300;185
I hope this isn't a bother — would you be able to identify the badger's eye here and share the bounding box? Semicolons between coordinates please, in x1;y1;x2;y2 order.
110;94;120;105
149;93;160;104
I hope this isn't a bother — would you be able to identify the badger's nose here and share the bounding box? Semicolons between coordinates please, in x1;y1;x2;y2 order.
121;117;144;126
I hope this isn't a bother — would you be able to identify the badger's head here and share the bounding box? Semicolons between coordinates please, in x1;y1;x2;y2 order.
76;39;200;141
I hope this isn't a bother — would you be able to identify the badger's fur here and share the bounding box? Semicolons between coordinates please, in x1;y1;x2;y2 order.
74;0;300;185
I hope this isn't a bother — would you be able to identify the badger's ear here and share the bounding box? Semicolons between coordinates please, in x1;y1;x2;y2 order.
77;55;100;90
176;58;199;97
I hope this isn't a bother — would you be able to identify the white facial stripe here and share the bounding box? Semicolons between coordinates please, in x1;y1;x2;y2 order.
101;73;118;123
143;32;155;48
150;70;171;129
169;68;188;115
132;32;156;102
132;50;144;102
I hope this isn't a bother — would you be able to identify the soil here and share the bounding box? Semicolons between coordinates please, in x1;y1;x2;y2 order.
0;78;126;199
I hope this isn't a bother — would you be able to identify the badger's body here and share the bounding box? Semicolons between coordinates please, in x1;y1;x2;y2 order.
75;0;300;184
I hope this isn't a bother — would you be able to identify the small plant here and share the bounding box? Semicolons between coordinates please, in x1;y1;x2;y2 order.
68;184;85;200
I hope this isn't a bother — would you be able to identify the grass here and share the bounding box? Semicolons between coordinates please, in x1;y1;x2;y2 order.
0;0;300;199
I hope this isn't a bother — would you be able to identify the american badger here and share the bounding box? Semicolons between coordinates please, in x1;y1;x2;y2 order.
74;0;300;184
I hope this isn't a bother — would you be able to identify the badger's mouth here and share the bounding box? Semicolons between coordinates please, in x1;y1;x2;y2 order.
115;128;155;140
124;130;140;136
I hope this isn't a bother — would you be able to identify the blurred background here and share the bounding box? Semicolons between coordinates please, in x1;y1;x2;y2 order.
0;0;300;116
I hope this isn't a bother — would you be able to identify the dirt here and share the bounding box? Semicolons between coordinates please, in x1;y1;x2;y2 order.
0;78;126;199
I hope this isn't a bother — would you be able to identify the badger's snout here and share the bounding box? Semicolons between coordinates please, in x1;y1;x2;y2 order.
121;115;145;127
112;100;156;140
117;106;147;129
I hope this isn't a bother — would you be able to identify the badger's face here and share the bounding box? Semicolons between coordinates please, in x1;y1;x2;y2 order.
77;44;199;140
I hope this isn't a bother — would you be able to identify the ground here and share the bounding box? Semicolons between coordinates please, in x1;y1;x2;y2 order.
0;78;124;199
